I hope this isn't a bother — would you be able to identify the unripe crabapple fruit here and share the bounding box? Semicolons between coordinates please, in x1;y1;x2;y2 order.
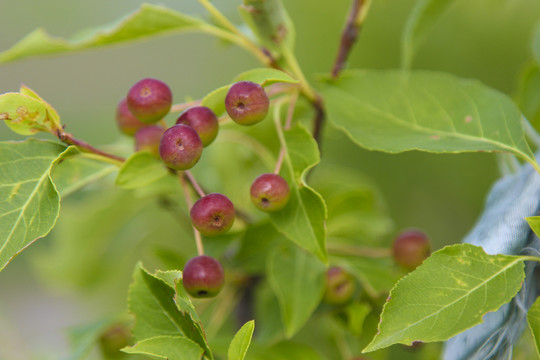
225;81;269;125
183;255;224;298
127;78;172;123
250;173;290;212
134;125;164;157
159;124;203;170
323;266;356;305
115;97;148;136
392;229;431;270
190;193;235;237
176;106;219;147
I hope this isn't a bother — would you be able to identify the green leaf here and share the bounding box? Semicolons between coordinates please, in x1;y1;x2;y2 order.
0;139;68;272
201;68;298;116
128;264;213;359
233;68;298;85
402;0;456;68
0;4;205;63
228;320;255;360
270;124;327;262
528;296;540;358
0;92;56;135
516;63;540;128
267;245;326;337
320;70;538;171
239;0;295;52
122;335;204;360
51;151;117;197
116;152;169;189
363;244;528;352
19;85;61;129
527;216;540;239
234;223;283;274
333;255;399;298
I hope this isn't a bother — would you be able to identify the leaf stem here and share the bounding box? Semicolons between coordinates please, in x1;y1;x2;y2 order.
56;131;125;165
331;0;372;78
180;173;205;256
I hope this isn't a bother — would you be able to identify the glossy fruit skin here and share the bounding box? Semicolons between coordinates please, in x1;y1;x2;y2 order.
176;106;219;147
183;255;224;298
115;97;149;136
190;193;235;237
127;78;172;123
134;125;164;157
323;266;356;305
159;124;203;170
225;81;269;125
250;173;290;212
392;229;431;270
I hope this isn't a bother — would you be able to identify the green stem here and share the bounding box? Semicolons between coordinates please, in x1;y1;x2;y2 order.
280;46;316;102
198;0;245;38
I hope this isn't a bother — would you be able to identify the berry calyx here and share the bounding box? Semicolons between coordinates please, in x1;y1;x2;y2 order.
392;229;431;270
190;193;235;237
183;255;224;298
159;124;203;170
126;78;172;123
323;266;356;305
176;106;219;147
225;81;269;125
115;97;148;136
134;125;164;157
250;173;290;212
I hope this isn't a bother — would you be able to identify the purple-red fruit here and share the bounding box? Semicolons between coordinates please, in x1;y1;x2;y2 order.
115;98;148;136
225;81;269;125
176;106;219;147
159;124;203;170
183;255;224;298
250;173;290;212
323;266;356;305
134;125;165;157
127;78;172;123
190;193;235;237
392;229;431;270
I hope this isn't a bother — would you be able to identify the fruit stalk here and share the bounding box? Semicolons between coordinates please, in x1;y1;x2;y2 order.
180;173;205;256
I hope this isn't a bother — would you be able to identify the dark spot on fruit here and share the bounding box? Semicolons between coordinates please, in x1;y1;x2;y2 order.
198;290;208;296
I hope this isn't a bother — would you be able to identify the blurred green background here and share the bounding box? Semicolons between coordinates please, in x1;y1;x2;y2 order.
1;0;540;358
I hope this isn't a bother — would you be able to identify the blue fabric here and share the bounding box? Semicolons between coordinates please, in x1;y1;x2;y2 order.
442;162;540;359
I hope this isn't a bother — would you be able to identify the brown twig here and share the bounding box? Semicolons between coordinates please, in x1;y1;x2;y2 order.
331;0;367;79
57;131;125;163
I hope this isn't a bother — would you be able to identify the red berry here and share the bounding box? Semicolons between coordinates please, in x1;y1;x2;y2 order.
190;193;235;237
250;173;290;212
183;255;224;298
134;125;164;157
392;229;431;270
323;266;356;305
127;78;172;123
225;81;269;125
159;124;203;170
176;106;219;147
115;97;148;136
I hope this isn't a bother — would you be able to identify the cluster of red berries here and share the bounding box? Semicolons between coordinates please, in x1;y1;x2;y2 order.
115;78;292;298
